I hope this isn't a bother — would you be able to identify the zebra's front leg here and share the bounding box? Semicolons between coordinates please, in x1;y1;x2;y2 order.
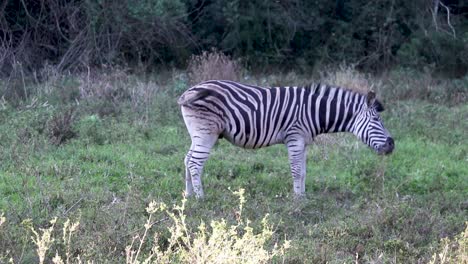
301;147;307;193
286;136;307;197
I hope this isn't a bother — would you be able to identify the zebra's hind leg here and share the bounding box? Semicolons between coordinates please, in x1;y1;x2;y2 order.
286;136;307;198
184;149;194;197
186;134;218;198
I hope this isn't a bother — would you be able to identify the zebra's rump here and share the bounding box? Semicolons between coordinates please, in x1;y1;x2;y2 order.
179;80;300;148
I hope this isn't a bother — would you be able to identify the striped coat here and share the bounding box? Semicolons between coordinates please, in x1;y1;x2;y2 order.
179;80;394;198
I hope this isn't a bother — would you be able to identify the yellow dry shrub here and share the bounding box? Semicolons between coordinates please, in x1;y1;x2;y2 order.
429;222;467;264
126;188;291;264
23;217;80;264
0;212;5;227
3;189;289;263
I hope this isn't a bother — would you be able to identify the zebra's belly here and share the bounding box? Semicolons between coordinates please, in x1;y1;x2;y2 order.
221;130;285;149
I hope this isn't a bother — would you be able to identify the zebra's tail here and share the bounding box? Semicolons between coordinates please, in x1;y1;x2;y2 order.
177;89;213;106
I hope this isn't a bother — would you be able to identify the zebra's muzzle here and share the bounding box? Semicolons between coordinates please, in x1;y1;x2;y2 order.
377;137;394;155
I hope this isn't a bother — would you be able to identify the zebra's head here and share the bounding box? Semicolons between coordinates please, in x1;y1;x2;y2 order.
352;91;394;155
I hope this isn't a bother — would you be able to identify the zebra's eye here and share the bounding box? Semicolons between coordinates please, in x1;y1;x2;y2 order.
372;117;380;122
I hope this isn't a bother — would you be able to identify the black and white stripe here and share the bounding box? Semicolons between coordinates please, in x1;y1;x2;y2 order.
179;80;394;198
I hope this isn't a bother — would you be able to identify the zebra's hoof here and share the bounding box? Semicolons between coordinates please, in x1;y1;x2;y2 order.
293;193;307;201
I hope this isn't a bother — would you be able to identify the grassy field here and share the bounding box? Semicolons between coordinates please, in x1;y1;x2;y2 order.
0;68;467;263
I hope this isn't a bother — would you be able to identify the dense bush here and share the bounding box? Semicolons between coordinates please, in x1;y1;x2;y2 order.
0;0;466;76
0;0;191;75
397;30;468;76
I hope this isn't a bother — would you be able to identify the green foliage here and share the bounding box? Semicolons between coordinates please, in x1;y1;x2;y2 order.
220;0;298;63
397;31;468;77
126;0;186;20
77;115;106;145
1;0;466;74
170;73;190;96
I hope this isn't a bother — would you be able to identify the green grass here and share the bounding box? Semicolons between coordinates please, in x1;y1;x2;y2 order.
0;75;467;263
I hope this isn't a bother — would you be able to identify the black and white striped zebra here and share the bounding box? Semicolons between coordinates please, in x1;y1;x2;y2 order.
178;80;394;198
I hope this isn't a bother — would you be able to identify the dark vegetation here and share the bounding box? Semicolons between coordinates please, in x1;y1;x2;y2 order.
1;0;467;77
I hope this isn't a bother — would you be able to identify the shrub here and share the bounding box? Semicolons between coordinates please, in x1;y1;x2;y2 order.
429;222;467;264
126;188;290;264
20;217;80;264
397;31;468;77
37;64;81;103
187;50;243;85
3;189;290;263
320;64;376;94
47;108;77;145
78;68;131;103
78;67;159;118
169;72;189;96
0;61;30;104
380;68;468;105
76;114;105;145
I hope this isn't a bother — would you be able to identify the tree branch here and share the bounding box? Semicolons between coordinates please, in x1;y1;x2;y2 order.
439;1;456;38
432;0;439;32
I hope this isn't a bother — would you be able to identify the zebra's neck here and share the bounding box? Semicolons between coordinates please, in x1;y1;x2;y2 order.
309;84;365;136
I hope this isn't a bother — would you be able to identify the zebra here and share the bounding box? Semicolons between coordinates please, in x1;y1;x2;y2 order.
178;80;394;198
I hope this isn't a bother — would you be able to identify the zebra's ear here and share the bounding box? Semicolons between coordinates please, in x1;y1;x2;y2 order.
367;91;385;112
366;91;376;107
374;100;384;112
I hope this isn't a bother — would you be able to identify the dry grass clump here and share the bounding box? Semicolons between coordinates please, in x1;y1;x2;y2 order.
29;218;57;264
47;108;77;145
0;213;5;227
187;50;243;85
0;61;30;103
429;222;467;264
77;67;158;120
379;68;467;105
2;189;290;263
78;67;131;102
320;64;379;94
20;217;80;264
126;188;290;264
37;63;62;97
0;213;8;263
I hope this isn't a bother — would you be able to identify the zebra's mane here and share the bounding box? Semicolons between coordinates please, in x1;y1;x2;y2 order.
305;82;364;96
305;83;384;111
